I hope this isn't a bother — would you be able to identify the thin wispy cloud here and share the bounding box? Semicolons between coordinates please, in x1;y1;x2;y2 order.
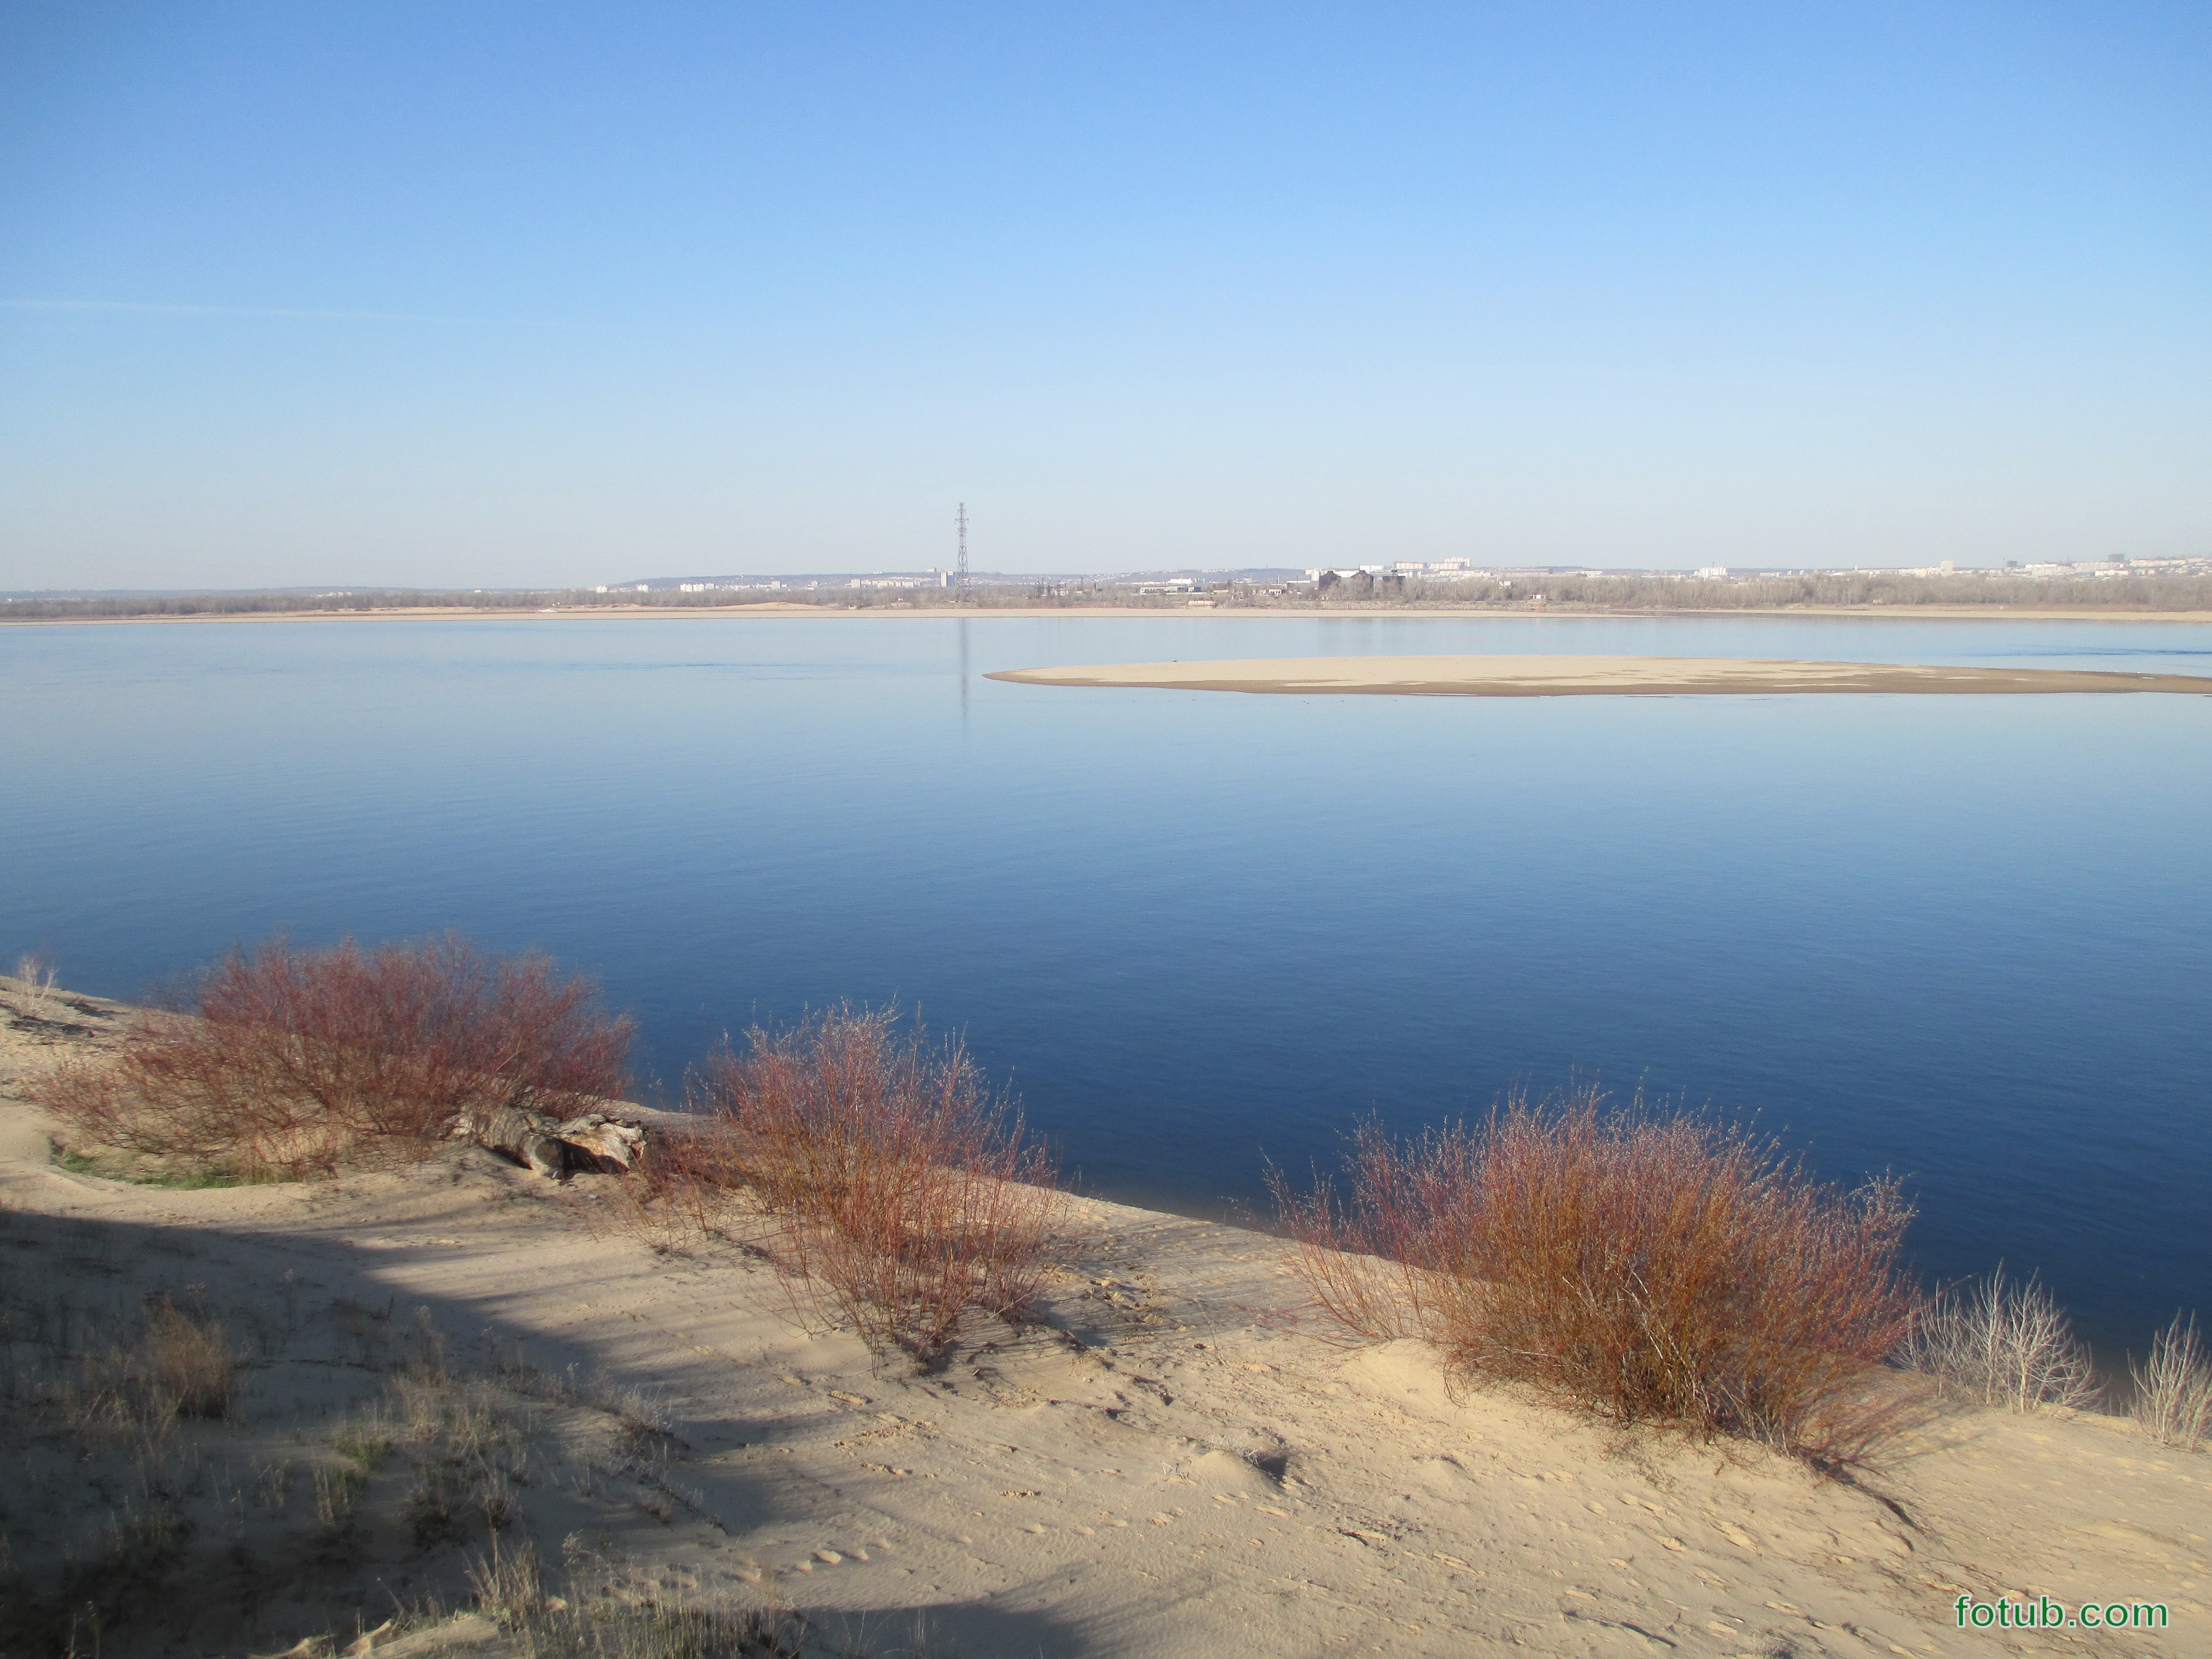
0;298;568;326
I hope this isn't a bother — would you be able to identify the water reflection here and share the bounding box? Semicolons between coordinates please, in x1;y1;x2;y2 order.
2;613;2208;1350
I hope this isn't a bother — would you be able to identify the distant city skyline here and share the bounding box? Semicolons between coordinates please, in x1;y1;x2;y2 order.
3;2;2206;590
18;551;2210;605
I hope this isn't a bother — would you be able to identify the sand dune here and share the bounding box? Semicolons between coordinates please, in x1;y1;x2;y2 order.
988;653;2212;697
1;981;2201;1656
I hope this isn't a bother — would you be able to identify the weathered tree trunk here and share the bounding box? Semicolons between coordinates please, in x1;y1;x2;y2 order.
454;1106;648;1178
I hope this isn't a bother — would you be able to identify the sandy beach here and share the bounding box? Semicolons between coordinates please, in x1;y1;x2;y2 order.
2;980;2202;1657
987;654;2212;698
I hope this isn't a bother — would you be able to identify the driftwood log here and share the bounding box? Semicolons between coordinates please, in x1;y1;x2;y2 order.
452;1106;649;1179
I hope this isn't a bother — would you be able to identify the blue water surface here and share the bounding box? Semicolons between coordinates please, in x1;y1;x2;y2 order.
4;612;2207;1351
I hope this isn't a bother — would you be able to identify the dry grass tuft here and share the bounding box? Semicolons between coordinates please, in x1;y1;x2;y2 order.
1899;1265;2101;1413
64;1292;239;1434
480;1591;810;1658
465;1531;548;1619
2128;1312;2212;1451
667;1005;1078;1368
141;1292;238;1419
1272;1085;1919;1463
36;933;630;1179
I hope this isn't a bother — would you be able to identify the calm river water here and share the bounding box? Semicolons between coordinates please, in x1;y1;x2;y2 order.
5;612;2207;1352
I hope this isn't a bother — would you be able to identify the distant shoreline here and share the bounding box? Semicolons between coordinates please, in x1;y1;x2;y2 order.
9;601;2212;628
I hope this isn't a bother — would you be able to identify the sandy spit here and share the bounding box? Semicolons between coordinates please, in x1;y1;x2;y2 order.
1;982;2202;1657
988;654;2212;697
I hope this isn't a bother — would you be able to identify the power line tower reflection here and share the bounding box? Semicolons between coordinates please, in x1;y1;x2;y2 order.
955;502;969;601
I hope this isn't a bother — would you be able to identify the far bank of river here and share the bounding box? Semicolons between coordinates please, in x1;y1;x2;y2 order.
8;601;2212;627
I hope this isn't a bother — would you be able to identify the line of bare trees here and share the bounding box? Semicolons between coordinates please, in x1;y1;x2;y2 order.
1268;571;2212;611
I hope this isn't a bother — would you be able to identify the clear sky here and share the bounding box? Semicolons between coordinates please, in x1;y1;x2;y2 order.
2;2;2205;589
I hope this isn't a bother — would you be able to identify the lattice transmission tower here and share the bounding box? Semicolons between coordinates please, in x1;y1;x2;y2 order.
955;502;969;599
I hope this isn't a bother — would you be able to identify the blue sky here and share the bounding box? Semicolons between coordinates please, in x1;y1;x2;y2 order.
2;2;2205;587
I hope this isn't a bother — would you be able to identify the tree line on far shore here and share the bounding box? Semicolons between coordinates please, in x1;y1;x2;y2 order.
8;568;2212;620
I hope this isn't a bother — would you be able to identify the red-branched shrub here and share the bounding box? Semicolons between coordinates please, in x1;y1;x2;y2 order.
674;1006;1074;1367
1272;1085;1918;1462
38;935;630;1178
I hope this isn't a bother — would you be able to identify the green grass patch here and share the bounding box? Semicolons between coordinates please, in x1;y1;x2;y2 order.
53;1148;248;1189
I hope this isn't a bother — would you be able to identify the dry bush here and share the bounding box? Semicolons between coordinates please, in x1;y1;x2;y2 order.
2129;1312;2212;1450
12;950;60;1017
1264;1119;1486;1345
1272;1086;1918;1461
1899;1266;2100;1412
36;934;631;1178
676;1006;1076;1367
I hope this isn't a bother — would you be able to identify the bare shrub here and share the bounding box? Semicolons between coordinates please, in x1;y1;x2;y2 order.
2129;1312;2212;1450
1272;1086;1918;1461
36;934;630;1178
1899;1265;2100;1412
677;1006;1076;1367
1265;1119;1486;1345
12;950;59;1017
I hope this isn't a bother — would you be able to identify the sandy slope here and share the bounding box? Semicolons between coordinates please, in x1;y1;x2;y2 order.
1;982;2203;1657
987;656;2212;698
